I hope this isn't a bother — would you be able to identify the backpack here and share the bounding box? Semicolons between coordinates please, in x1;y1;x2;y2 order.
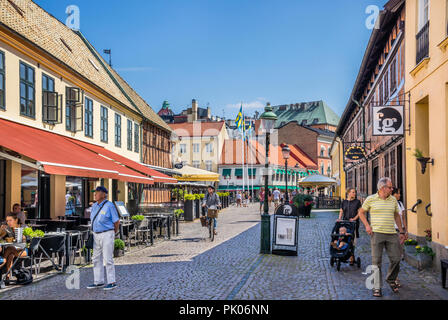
12;267;33;285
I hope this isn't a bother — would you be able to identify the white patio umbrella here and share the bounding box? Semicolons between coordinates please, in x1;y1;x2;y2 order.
298;174;338;188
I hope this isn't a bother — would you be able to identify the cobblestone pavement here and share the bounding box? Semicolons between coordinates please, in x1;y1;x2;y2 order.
1;205;447;300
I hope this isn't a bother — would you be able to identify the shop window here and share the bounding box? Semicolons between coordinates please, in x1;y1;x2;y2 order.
127;119;133;151
66;87;84;132
134;123;140;153
0;51;5;110
100;106;108;143
84;97;93;137
192;161;200;168
20;62;35;118
42;74;62;124
65;177;84;216
20;165;38;219
115;113;122;147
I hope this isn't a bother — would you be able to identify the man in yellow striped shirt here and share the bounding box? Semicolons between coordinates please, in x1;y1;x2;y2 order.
358;177;406;297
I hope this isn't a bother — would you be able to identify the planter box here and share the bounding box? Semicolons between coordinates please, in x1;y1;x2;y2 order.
184;200;194;221
404;245;417;255
194;200;200;219
298;205;312;218
405;251;433;270
114;249;124;258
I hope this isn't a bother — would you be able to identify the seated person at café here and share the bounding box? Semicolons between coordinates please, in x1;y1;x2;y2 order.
0;212;28;279
12;203;26;225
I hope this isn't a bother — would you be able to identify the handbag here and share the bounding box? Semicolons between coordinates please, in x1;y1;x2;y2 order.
85;200;108;249
11;267;33;285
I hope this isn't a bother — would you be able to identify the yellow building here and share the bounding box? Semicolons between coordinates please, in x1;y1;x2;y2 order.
329;137;346;200
169;121;229;173
405;0;448;265
0;0;173;220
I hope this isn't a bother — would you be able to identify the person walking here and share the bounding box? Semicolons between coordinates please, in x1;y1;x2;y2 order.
236;191;242;207
259;188;265;214
358;177;407;297
338;188;362;265
272;188;281;210
87;186;120;291
202;186;221;235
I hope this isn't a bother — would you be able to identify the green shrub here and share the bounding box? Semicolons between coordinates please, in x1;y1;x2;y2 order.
415;245;435;257
174;209;184;217
114;239;125;250
184;194;196;201
293;194;314;208
404;239;418;246
131;215;145;221
23;227;45;239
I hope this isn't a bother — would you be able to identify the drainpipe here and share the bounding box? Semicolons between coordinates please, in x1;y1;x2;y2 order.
352;98;368;197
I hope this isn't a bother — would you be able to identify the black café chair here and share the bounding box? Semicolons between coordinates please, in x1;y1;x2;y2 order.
13;237;42;276
34;234;66;274
65;231;82;265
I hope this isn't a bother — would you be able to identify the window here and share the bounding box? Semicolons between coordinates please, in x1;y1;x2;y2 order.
192;161;200;168
66;87;83;132
379;81;384;105
42;74;61;124
0;51;4;109
180;144;187;154
206;143;213;153
115;113;121;147
134;123;139;153
418;0;430;31
321;163;324;175
84;98;93;137
205;160;213;171
127;119;133;151
193;143;200;153
320;146;325;157
100;106;108;142
20;62;35;118
390;59;397;93
384;71;389;102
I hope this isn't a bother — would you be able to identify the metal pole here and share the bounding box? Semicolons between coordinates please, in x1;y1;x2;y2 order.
285;159;289;203
260;131;271;254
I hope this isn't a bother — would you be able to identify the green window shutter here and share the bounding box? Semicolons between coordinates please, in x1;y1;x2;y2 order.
222;169;231;176
235;168;243;176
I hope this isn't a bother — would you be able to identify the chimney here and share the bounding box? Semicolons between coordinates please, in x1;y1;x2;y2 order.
207;106;211;119
192;99;198;121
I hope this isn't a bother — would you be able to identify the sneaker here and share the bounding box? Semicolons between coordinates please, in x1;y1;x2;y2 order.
87;283;104;289
103;283;117;291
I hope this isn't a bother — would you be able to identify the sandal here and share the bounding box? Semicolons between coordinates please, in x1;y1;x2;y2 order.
373;289;382;297
394;279;401;288
349;256;355;266
388;281;400;293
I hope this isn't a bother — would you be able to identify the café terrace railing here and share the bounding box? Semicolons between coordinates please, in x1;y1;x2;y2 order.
416;21;430;65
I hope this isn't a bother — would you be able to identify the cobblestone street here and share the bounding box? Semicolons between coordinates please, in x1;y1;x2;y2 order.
1;204;447;300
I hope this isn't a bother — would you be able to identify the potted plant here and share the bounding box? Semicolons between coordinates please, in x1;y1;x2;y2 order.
404;239;418;255
415;245;434;270
114;239;125;257
131;215;145;227
423;229;432;248
413;148;434;174
183;194;196;221
293;194;314;218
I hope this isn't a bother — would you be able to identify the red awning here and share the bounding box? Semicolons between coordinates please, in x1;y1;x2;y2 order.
0;119;154;185
69;139;178;184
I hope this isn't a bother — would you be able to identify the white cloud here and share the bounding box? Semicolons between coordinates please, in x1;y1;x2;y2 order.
226;99;266;111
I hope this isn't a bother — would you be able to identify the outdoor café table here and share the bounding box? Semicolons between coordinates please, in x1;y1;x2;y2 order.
144;213;171;240
142;214;158;245
119;219;133;249
0;242;27;289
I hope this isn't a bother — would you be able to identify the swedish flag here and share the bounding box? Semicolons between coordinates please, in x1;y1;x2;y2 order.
235;105;243;130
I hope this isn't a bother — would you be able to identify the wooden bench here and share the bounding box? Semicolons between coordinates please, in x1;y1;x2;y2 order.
442;259;448;289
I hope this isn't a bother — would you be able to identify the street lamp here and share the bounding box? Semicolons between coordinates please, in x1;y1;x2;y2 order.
282;144;291;203
259;102;277;254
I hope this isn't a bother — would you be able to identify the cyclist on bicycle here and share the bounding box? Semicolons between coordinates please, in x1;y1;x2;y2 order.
202;186;221;235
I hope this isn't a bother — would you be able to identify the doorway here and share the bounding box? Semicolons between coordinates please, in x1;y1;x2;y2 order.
372;164;379;194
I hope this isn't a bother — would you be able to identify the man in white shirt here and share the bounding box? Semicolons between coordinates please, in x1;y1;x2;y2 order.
273;188;281;210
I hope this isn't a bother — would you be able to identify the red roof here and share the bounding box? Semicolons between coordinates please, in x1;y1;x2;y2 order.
169;121;225;137
285;144;317;169
0;119;154;184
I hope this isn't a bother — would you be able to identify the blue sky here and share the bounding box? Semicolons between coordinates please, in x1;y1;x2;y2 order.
35;0;385;119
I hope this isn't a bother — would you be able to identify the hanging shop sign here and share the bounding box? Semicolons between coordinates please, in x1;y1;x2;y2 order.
345;146;366;161
372;105;404;136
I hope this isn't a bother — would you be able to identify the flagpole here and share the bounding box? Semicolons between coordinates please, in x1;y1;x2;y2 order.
251;123;254;203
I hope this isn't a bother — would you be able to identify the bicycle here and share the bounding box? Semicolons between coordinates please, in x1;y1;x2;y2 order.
205;207;219;242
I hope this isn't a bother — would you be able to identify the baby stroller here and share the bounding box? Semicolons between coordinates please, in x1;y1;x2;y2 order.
329;220;361;271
